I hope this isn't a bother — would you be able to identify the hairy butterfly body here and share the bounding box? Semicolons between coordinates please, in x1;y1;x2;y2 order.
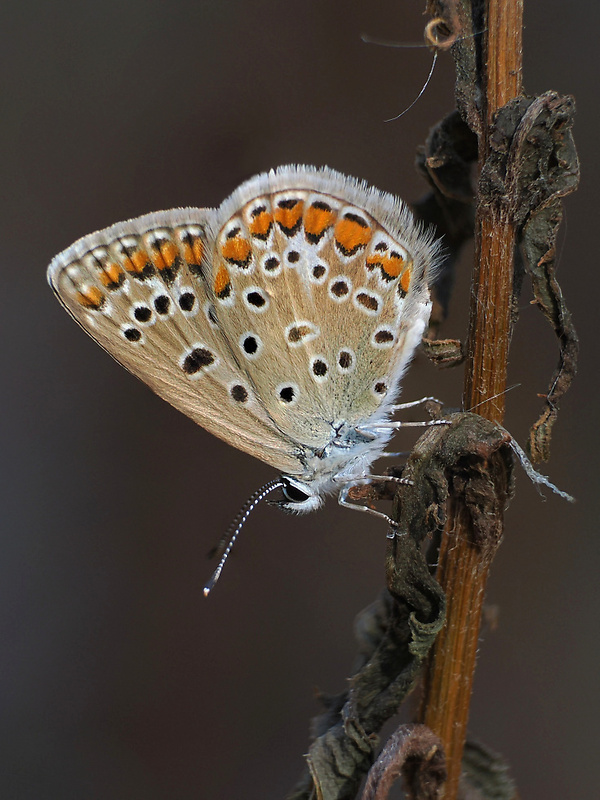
48;166;441;585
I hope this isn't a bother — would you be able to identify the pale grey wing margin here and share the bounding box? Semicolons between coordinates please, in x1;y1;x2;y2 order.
47;208;305;476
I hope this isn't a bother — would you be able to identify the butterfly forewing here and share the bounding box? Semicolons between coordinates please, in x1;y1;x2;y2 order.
47;208;304;475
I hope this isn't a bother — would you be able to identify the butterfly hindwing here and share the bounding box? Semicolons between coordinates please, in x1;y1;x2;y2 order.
208;167;436;449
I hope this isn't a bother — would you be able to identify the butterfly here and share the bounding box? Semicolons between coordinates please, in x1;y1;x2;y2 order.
48;165;442;591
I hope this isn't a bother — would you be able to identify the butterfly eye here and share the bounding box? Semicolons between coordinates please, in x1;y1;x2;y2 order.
281;480;311;503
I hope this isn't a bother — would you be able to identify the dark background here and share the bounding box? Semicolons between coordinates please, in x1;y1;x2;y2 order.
3;1;598;798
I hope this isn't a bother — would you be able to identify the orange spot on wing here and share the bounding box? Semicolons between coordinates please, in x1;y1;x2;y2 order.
334;218;372;254
130;250;149;273
76;286;104;309
182;235;203;265
304;205;335;239
159;240;179;268
248;211;273;238
367;252;406;281
149;240;177;271
151;249;166;269
274;201;304;232
221;236;251;264
400;268;411;294
99;262;123;287
214;265;231;297
381;253;404;279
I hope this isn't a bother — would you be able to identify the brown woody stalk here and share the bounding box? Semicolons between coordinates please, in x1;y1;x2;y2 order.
418;1;523;797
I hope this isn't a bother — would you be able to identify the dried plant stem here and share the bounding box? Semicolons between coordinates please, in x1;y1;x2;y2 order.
418;1;523;797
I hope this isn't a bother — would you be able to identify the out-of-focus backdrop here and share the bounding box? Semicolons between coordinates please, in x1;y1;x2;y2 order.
2;1;597;797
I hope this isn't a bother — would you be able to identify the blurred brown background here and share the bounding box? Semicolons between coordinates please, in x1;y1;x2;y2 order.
2;1;598;798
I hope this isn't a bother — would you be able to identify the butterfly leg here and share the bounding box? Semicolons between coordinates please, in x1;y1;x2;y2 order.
337;476;411;527
390;396;444;412
338;483;396;526
361;474;413;485
357;418;449;436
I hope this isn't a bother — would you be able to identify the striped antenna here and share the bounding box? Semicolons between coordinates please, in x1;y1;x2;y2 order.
203;479;284;596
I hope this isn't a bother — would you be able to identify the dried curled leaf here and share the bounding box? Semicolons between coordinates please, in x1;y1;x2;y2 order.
479;91;580;461
421;337;464;368
360;724;446;800
289;414;515;800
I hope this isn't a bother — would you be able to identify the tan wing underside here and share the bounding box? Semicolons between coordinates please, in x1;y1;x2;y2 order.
210;188;431;449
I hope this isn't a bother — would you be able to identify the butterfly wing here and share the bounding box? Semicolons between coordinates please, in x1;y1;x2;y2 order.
207;166;440;450
48;167;440;482
47;208;304;475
